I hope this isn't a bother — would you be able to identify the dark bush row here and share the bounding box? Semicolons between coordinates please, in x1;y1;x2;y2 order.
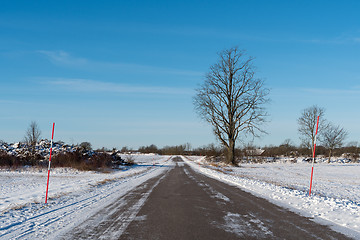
0;150;21;167
0;150;46;167
51;151;114;171
0;150;123;171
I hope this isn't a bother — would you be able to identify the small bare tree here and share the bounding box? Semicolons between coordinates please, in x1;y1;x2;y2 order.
297;105;325;155
322;123;348;163
80;142;92;151
24;121;41;154
346;142;359;163
125;153;135;165
194;47;269;165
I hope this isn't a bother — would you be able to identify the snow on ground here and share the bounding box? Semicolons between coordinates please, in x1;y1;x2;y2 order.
182;156;360;239
0;154;173;239
0;154;168;213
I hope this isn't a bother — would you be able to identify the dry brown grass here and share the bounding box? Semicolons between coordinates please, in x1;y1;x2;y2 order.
97;178;113;185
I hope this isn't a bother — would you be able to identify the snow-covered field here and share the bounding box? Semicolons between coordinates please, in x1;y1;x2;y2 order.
0;154;172;239
0;154;167;213
183;156;360;239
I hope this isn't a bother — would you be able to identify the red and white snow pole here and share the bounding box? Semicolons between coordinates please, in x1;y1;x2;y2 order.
45;123;55;204
309;116;319;196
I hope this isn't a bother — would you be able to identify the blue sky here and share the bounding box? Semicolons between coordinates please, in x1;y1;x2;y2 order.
1;0;360;149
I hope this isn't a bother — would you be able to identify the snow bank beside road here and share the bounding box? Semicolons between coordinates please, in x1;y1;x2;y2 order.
182;156;360;239
0;154;170;213
0;155;173;239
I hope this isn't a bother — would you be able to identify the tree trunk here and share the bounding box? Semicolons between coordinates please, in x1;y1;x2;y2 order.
328;149;332;163
226;139;236;165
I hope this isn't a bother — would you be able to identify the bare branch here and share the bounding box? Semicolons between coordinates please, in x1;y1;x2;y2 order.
24;121;42;156
297;105;325;154
321;122;348;163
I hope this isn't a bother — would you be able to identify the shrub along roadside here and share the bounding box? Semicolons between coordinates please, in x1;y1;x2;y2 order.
0;150;125;171
49;151;114;171
0;150;21;168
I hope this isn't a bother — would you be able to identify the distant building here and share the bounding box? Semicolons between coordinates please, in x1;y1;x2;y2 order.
246;149;265;156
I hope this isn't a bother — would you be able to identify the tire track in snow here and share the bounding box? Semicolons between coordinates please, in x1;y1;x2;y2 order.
60;165;171;239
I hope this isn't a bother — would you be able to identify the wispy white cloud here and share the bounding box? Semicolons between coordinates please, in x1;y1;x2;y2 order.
302;87;360;95
351;37;360;43
37;50;88;66
40;78;193;95
37;50;203;77
299;32;360;45
0;99;23;104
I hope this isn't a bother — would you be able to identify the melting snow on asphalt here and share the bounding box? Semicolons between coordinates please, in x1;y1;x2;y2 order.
221;212;274;238
182;156;360;239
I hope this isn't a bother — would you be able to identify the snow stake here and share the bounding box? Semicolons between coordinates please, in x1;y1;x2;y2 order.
309;116;319;196
45;123;55;204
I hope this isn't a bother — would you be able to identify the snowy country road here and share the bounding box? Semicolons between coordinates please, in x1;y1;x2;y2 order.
1;156;354;239
65;157;349;240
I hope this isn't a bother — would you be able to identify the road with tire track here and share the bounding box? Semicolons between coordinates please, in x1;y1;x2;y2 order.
65;157;350;240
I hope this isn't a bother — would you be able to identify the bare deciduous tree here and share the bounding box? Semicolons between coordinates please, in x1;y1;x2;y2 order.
194;47;269;165
346;142;359;163
24;121;41;154
125;153;135;164
322;122;348;163
297;105;325;155
80;142;92;151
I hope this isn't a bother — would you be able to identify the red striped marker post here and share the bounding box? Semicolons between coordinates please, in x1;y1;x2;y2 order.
309;116;319;196
45;123;55;204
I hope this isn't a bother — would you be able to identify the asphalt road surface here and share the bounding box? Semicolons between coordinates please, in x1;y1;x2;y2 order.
64;157;351;240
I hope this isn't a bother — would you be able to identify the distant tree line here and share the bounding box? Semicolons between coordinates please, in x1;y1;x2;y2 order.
262;141;359;162
124;143;192;156
132;142;359;163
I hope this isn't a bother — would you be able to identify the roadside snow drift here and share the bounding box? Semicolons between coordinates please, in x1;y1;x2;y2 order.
0;154;172;239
